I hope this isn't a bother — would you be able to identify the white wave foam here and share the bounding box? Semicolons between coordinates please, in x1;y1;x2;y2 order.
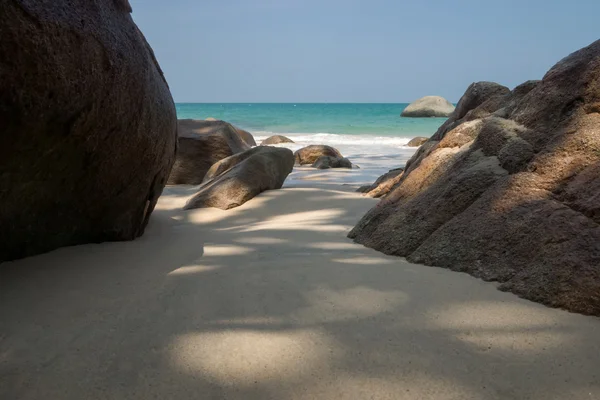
253;132;413;146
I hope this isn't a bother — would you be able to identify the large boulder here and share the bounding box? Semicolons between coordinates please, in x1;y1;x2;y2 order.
312;156;353;169
261;135;295;145
431;82;511;141
401;96;455;118
350;40;600;316
168;120;250;185
184;147;295;210
0;0;177;262
399;81;532;187
294;145;343;165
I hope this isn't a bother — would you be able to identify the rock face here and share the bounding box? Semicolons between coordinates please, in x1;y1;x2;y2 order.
357;168;404;197
350;40;600;316
168;120;250;185
312;156;353;169
294;145;343;165
261;135;295;145
431;82;513;141
0;0;177;262
401;96;455;118
185;147;295;210
407;137;429;147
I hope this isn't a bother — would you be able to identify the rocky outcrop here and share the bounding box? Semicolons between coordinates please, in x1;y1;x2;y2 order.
350;40;600;316
182;119;256;146
294;145;343;165
401;96;455;118
184;147;294;210
0;0;177;262
203;146;269;182
357;168;404;198
261;135;295;145
312;156;353;169
407;137;429;147
168;120;250;185
431;82;511;141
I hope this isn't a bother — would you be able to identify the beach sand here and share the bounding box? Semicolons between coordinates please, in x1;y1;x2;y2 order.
1;180;600;399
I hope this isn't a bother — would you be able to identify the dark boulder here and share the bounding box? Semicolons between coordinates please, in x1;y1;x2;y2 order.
184;147;295;210
312;156;353;169
294;145;343;165
432;82;510;141
0;0;177;262
167;120;250;185
235;127;257;147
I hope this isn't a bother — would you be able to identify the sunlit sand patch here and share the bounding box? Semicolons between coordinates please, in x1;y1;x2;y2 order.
426;301;575;353
203;244;253;257
291;170;358;182
238;209;349;233
155;186;199;210
293;286;408;323
171;329;337;385
168;265;221;276
307;242;358;250
306;193;373;201
234;237;290;245
185;208;236;224
332;256;394;265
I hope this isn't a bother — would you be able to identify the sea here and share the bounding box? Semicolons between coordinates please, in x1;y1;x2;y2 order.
176;103;448;186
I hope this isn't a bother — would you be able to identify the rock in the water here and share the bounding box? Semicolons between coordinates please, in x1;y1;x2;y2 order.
261;135;295;145
401;96;455;118
357;168;404;197
168;120;250;185
0;0;177;262
407;137;429;147
184;147;295;210
350;40;600;316
312;156;353;169
294;145;343;165
235;127;257;147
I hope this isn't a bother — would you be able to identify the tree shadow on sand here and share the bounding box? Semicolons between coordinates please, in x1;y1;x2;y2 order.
1;185;599;399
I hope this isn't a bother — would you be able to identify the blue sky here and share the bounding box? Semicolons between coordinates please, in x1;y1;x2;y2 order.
130;0;599;103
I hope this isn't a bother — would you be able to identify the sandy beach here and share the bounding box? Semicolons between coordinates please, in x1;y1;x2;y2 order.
1;178;599;399
2;2;599;399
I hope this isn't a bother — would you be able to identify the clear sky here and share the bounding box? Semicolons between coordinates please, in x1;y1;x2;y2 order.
130;0;599;103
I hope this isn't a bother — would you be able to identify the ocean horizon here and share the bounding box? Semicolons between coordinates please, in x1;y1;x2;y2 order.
175;103;448;138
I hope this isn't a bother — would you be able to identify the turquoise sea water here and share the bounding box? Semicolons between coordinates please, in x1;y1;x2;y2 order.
175;103;450;186
176;103;446;138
